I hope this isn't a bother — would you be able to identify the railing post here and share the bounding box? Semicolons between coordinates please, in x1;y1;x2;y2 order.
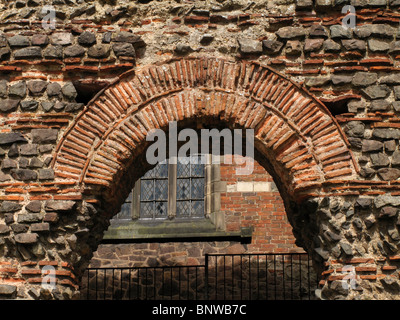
205;254;209;300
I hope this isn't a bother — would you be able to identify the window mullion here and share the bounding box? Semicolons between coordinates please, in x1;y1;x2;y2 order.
168;158;177;220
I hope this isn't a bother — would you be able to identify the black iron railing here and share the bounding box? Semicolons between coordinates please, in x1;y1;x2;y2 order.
81;253;319;300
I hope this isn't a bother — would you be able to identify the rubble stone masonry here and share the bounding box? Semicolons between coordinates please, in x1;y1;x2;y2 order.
1;0;400;300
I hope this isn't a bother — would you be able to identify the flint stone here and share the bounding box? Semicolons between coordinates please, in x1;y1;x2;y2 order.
11;224;28;234
31;223;50;232
340;242;353;256
112;43;135;57
309;24;327;37
372;128;400;139
43;45;63;59
0;201;22;212
31;34;48;46
385;140;396;152
355;197;372;209
344;121;365;138
46;82;61;97
362;85;390;100
87;44;111;58
370;152;390;167
374;194;400;208
7;35;30;47
0;284;17;296
352;72;377;87
17;213;41;223
370;100;391;112
26;200;41;213
0;99;20;113
368;39;390;52
15;233;38;244
45;200;76;212
379;74;400;85
50;33;72;46
353;218;363;230
0;172;11;182
29;157;43;168
331;75;352;85
31;128;58;144
361;140;383;152
378;168;400;180
305;76;330;87
0;224;9;234
262;39;283;53
78;31;96;46
8;144;19;157
64;44;85;57
41;102;54;112
20;144;37;156
27;80;47;95
0;132;26;145
323;39;341;52
238;38;263;54
20;100;38;111
392;150;400;166
11;169;37;181
304;38;324;52
394;86;400;100
341;39;366;51
112;32;145;47
379;206;398;218
14;47;42;59
61;82;77;100
354;24;396;38
276;26;307;39
0;80;7;98
330;25;352;38
9;81;26;98
38;169;54;180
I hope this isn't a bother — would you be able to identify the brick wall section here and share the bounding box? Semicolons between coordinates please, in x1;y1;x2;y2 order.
1;0;400;300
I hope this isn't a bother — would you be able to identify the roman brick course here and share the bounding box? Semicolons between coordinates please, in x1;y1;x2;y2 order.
1;0;400;300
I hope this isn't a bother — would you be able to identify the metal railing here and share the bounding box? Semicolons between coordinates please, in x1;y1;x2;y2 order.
81;253;319;300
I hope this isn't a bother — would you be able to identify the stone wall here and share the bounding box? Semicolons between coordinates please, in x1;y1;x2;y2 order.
1;0;400;300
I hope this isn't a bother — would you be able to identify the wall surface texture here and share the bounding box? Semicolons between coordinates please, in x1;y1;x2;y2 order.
1;0;400;300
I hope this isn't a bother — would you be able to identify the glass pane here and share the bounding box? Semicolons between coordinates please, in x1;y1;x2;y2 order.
176;201;190;218
191;178;204;199
177;178;190;200
155;179;168;200
191;201;204;217
118;202;132;219
155;201;168;218
177;160;190;178
140;180;154;201
140;202;153;219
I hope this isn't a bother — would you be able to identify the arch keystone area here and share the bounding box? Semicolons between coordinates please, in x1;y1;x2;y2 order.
52;56;357;201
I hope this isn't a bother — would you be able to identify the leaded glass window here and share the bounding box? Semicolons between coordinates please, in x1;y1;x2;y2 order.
139;159;169;220
113;156;206;222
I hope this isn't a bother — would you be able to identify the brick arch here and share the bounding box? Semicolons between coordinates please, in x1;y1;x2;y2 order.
52;56;357;202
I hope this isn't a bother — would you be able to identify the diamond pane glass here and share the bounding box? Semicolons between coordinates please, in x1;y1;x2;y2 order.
140;180;154;201
140;202;153;219
191;178;204;199
177;161;190;178
176;201;190;217
155;201;168;218
155;180;168;200
191;201;204;217
177;178;190;200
